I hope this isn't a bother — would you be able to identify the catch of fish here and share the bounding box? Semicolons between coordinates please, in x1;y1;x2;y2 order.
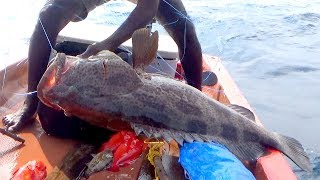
37;28;311;172
84;149;113;177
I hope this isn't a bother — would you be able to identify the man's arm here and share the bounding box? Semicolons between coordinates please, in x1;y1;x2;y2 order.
80;0;159;58
2;1;85;132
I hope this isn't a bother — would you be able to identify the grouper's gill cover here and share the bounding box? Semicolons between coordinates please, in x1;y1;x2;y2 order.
37;28;311;172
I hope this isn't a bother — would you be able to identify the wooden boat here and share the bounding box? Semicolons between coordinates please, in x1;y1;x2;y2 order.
0;22;297;179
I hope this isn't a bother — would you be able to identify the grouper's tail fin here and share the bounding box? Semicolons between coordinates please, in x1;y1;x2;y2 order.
132;28;159;70
275;133;312;172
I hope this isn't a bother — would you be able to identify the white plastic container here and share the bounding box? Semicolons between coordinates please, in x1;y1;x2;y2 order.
145;57;179;78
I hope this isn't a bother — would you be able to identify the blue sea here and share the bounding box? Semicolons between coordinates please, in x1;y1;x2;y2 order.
0;0;319;178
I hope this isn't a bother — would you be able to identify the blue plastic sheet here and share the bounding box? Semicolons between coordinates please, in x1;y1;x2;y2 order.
179;142;255;180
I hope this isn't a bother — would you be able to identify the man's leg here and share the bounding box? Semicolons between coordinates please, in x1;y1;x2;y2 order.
37;102;113;143
2;0;87;132
155;0;202;90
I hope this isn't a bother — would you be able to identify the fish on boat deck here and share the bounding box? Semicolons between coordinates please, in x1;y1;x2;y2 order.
84;149;113;177
37;28;311;172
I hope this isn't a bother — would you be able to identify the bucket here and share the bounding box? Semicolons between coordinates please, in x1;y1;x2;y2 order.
145;57;179;78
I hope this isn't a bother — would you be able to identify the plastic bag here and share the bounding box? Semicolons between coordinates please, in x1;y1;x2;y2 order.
179;142;255;180
99;131;144;172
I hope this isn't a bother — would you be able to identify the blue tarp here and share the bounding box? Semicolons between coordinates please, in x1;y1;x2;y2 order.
179;142;255;180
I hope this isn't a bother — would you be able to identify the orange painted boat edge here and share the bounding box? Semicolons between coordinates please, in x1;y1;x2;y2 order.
204;55;296;180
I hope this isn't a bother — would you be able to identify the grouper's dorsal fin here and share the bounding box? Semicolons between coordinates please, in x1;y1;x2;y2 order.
227;104;256;121
132;28;159;70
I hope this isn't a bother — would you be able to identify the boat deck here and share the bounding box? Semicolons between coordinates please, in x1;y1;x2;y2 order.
0;55;296;179
0;22;296;179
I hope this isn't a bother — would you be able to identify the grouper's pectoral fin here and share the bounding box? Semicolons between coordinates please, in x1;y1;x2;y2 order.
132;28;159;70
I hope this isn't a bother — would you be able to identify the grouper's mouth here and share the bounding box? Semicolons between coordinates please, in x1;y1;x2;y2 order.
37;53;75;111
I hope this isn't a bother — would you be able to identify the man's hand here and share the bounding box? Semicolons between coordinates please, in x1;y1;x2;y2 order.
79;0;158;59
79;41;116;58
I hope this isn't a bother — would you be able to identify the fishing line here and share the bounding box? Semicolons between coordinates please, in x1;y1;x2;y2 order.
202;71;214;82
148;64;163;72
38;17;54;50
6;91;38;96
9;5;63;97
2;18;49;97
15;59;26;67
1;63;7;92
156;53;178;75
161;18;179;26
7;1;222;97
180;17;187;62
162;0;191;22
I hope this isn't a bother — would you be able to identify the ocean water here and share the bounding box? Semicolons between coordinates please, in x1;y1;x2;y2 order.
1;0;320;178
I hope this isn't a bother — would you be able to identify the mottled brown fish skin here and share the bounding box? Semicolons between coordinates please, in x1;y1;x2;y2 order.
38;28;311;172
37;51;311;172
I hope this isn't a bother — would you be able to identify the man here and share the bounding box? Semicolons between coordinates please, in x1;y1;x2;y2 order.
2;0;202;139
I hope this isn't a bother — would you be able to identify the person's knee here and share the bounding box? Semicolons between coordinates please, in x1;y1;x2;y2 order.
185;20;196;33
39;2;61;19
39;0;83;21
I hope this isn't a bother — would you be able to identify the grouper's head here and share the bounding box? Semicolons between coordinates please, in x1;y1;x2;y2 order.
37;51;119;111
36;50;145;112
37;28;159;123
37;52;110;109
37;53;74;111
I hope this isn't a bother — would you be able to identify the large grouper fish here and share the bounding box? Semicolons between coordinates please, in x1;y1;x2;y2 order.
37;28;311;172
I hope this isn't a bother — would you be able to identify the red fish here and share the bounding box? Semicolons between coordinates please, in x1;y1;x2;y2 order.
98;131;144;172
108;137;144;172
99;131;136;152
11;160;47;180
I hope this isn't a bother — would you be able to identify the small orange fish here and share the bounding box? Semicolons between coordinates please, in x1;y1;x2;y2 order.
108;135;144;172
11;160;47;180
98;131;136;152
98;131;144;172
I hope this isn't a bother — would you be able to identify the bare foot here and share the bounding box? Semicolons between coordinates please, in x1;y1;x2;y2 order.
2;97;38;132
